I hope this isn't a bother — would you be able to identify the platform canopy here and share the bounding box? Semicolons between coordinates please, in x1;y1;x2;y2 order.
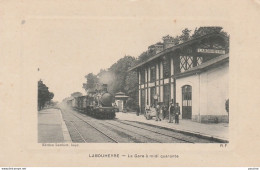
115;92;129;100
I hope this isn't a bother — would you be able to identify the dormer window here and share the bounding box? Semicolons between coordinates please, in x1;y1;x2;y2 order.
197;57;203;66
180;56;193;72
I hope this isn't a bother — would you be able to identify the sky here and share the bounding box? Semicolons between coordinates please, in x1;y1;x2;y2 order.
23;17;229;102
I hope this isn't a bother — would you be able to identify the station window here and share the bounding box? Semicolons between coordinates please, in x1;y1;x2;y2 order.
150;87;156;106
197;57;203;66
150;66;156;82
213;43;224;49
163;57;170;78
180;56;193;72
163;84;170;107
182;85;192;106
141;70;145;84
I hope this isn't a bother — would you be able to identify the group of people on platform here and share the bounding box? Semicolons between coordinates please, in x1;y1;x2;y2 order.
144;101;181;124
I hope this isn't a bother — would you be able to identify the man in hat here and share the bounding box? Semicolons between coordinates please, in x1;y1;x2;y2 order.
168;102;175;123
174;103;181;124
162;103;168;120
155;103;161;121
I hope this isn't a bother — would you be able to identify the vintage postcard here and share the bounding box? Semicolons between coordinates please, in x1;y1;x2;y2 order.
0;0;259;167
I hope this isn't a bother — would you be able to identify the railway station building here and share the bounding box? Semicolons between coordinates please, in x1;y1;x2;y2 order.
129;32;229;123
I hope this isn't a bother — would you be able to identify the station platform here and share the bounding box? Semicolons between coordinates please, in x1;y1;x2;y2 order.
38;108;228;143
116;112;229;142
38;108;71;143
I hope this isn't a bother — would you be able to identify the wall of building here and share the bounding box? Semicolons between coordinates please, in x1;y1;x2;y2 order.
138;56;176;105
115;100;124;112
202;62;229;123
176;74;200;120
135;34;229;120
175;62;229;123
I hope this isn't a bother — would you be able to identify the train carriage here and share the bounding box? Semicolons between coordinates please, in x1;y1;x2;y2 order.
66;99;73;107
72;98;77;108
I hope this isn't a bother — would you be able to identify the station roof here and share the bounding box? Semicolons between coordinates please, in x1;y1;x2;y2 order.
115;95;129;98
174;53;229;78
115;92;125;95
115;92;129;99
128;32;228;72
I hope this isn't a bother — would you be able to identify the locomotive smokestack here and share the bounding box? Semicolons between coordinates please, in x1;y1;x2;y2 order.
102;84;108;93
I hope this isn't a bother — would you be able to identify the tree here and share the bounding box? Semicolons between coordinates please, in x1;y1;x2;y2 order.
82;55;138;109
191;26;229;52
48;92;54;101
172;35;180;45
179;28;192;42
108;55;137;95
38;80;54;110
124;70;138;111
71;92;83;97
125;97;138;111
192;26;223;38
124;70;138;100
225;99;229;114
83;73;99;92
136;52;151;64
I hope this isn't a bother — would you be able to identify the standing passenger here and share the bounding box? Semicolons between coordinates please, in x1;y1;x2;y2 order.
174;103;181;124
162;104;168;120
136;105;140;116
168;102;175;123
155;103;161;121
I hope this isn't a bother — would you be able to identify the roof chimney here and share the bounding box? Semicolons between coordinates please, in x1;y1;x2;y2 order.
148;42;164;55
163;35;175;49
102;84;108;92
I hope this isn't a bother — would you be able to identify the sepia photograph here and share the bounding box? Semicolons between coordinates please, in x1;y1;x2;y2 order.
37;26;229;144
1;0;260;167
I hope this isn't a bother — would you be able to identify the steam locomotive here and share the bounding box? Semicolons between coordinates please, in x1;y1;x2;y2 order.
67;84;116;119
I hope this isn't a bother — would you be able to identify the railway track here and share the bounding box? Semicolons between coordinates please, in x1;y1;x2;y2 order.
70;111;119;143
113;120;195;143
74;111;159;143
99;121;163;143
73;111;162;143
62;106;216;143
70;120;87;143
74;111;191;143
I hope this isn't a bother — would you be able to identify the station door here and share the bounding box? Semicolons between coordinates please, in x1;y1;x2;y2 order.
182;85;192;119
118;100;123;112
